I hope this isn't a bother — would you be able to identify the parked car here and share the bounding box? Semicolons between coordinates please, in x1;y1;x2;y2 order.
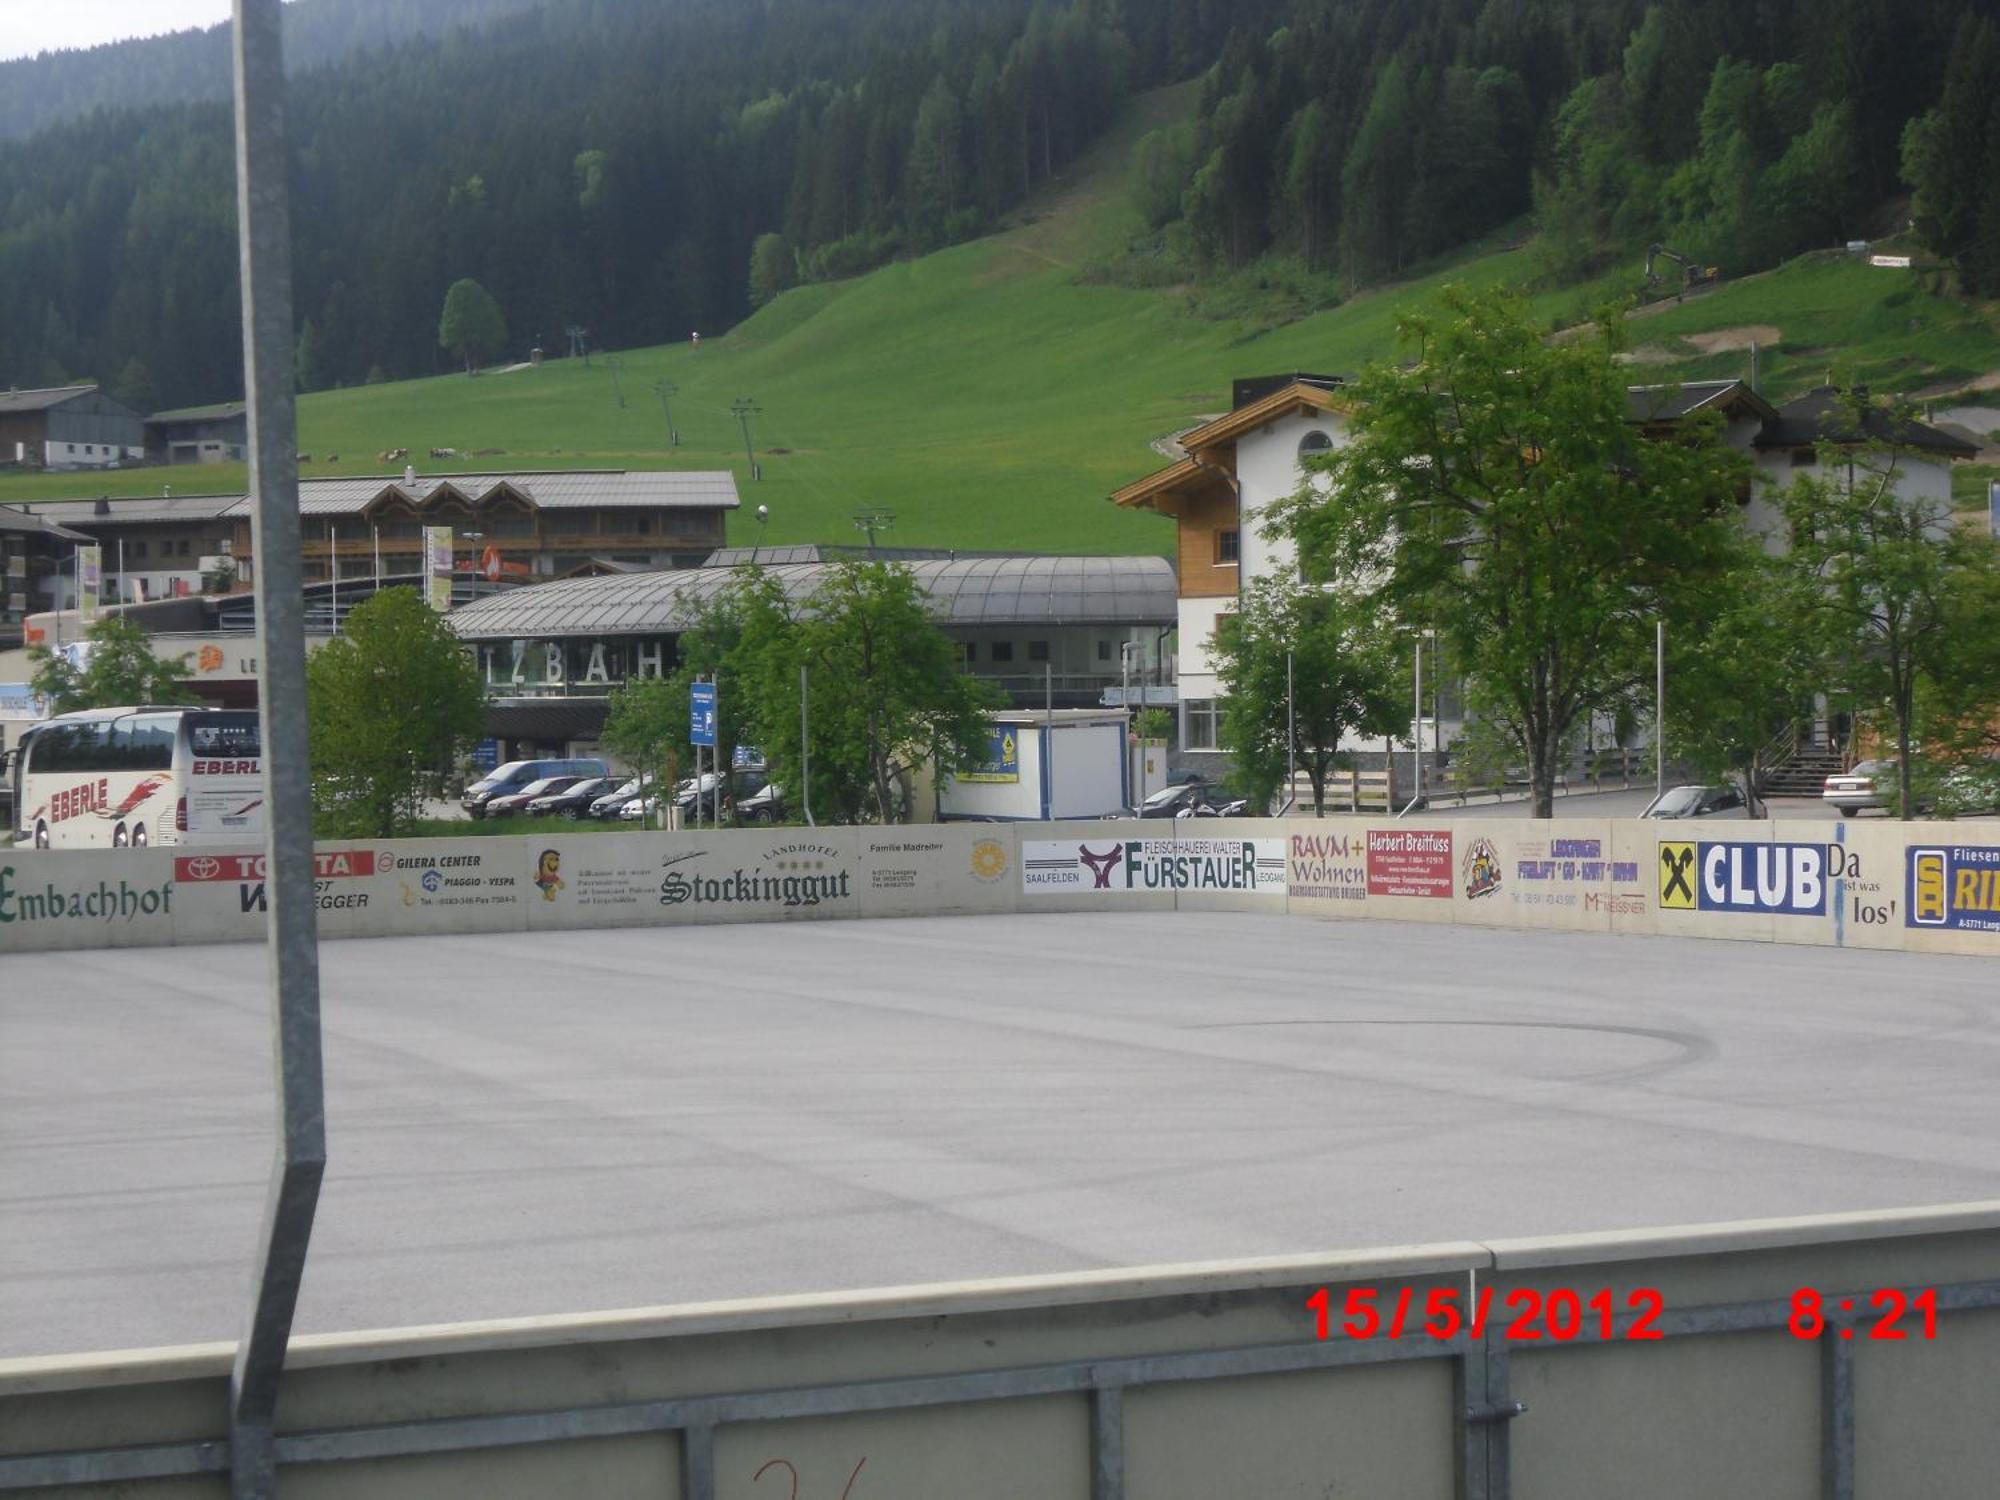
1640;783;1753;819
588;777;650;820
618;792;670;823
527;776;618;819
484;775;586;818
461;757;607;818
677;768;768;824
1822;760;1891;817
736;781;785;823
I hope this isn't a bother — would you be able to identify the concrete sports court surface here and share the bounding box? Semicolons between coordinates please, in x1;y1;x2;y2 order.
5;912;1998;1359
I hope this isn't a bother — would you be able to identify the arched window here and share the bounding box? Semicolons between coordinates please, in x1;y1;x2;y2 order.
1297;429;1333;459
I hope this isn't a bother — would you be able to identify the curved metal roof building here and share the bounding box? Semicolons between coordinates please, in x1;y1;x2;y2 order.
446;555;1177;642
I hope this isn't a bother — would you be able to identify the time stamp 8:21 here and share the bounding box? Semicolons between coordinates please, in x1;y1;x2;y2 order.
1305;1284;1942;1343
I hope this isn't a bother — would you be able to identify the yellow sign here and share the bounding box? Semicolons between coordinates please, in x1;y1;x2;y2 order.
1910;849;1947;926
958;728;1020;784
1658;841;1696;909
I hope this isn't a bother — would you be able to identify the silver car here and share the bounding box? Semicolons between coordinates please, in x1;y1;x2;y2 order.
1640;784;1752;819
1822;760;1891;817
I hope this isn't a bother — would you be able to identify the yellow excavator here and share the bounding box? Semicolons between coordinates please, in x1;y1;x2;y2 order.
1645;242;1721;291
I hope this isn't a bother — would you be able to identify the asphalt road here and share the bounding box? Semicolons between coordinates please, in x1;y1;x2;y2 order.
5;913;1997;1358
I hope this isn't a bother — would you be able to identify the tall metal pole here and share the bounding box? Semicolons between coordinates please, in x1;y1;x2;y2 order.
1121;642;1133;814
229;1;326;1494
1656;618;1665;796
326;519;336;632
1412;635;1424;808
799;663;812;826
1286;650;1295;809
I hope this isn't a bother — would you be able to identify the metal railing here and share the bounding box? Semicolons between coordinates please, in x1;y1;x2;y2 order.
7;1259;1994;1498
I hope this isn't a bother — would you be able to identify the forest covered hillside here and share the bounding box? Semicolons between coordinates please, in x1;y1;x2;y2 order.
0;0;546;139
0;0;1996;418
4;74;1991;559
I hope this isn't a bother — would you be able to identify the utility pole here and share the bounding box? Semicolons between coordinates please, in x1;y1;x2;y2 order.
653;380;679;446
731;398;761;481
852;507;894;551
754;503;768;561
799;664;812;826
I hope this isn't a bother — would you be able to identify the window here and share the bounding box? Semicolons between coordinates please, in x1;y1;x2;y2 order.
132;540;148;560
1097;640;1111;663
1790;448;1813;468
1182;699;1220;752
177;539;192;557
991;641;1014;663
959;642;976;664
1216;529;1240;564
1298;429;1333;458
1028;640;1049;662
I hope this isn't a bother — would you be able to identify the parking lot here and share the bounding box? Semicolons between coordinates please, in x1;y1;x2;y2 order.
5;910;1998;1358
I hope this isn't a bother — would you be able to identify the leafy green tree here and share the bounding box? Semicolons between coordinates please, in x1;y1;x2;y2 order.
306;587;485;837
1780;413;2000;818
600;676;681;829
1211;577;1404;815
28;614;195;713
1272;284;1751;817
1667;550;1822;815
437;277;507;374
736;561;1002;823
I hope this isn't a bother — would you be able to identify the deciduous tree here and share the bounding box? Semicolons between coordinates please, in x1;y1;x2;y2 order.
1210;577;1404;814
1780;414;2000;818
28;614;194;713
1272;284;1751;818
735;561;1002;823
306;587;485;837
437;277;507;374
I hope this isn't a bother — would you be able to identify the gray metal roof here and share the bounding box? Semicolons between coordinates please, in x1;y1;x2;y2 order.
12;470;739;524
447;555;1178;641
0;505;88;541
23;495;243;525
0;384;96;413
287;471;740;515
147;400;245;424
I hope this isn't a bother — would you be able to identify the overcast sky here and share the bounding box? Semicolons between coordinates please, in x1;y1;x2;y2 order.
1;1;237;63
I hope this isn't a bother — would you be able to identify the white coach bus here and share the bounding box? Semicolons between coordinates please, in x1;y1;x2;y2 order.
8;706;264;850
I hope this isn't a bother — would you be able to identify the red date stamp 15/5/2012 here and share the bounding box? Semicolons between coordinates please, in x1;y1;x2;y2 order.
1305;1285;1943;1344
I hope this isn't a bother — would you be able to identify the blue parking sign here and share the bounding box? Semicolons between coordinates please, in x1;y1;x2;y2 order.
689;681;717;746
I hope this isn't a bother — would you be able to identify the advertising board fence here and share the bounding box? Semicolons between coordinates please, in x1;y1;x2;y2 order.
0;816;1994;958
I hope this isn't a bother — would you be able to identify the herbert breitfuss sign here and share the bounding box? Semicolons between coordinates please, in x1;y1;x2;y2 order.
1022;838;1286;894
